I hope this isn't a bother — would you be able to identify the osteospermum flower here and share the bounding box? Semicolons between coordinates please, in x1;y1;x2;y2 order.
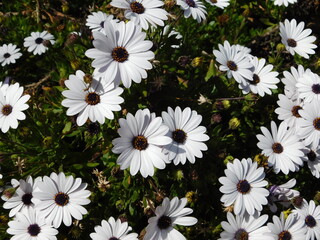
295;200;320;240
3;176;42;217
0;82;30;133
86;11;118;33
240;57;279;97
282;65;311;100
297;100;320;148
213;40;253;85
23;31;55;55
265;212;306;240
219;212;269;240
176;0;207;23
280;19;317;59
256;121;305;174
273;0;297;6
90;217;138;240
301;145;320;178
85;21;154;88
61;70;124;126
112;109;172;177
296;72;320;103
144;197;197;240
205;0;230;9
161;106;209;165
33;172;91;228
219;158;269;216
7;207;58;240
275;93;303;130
0;44;22;66
110;0;168;30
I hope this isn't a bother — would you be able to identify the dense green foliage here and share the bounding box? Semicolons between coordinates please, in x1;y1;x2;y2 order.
0;0;319;239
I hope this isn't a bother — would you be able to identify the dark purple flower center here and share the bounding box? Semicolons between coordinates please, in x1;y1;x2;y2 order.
313;118;320;131
157;215;172;229
100;21;105;28
2;104;12;116
251;74;260;85
305;215;317;228
307;150;317;162
130;2;145;14
227;61;237;71
109;238;120;240
22;193;33;205
85;92;100;105
312;84;320;94
278;230;292;240
28;224;41;236
54;192;69;206
235;229;248;240
112;47;129;62
132;135;148;150
186;0;196;7
3;53;10;58
237;180;251;194
272;142;283;154
35;37;44;44
287;38;297;47
172;129;187;144
291;105;302;118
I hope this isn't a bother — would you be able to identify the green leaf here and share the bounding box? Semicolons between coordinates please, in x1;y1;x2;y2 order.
87;162;99;167
72;164;83;170
205;59;215;81
62;122;72;134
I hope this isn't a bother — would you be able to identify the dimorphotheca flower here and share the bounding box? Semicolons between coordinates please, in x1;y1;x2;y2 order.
0;43;22;66
23;31;55;55
176;0;207;23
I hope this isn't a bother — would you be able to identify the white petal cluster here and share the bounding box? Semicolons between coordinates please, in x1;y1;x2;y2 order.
23;31;55;55
0;43;22;66
176;0;207;23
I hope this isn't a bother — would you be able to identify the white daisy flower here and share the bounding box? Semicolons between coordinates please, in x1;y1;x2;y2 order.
3;176;42;217
90;217;138;240
0;43;22;66
282;65;311;100
267;179;300;213
204;0;230;9
7;207;59;240
295;200;320;240
296;72;320;103
273;0;297;7
61;70;124;126
219;158;269;216
144;197;197;240
296;99;320;148
219;212;269;240
110;0;168;30
279;19;317;59
234;44;252;55
240;57;279;97
23;31;55;55
213;40;253;85
176;0;207;23
112;109;172;177
85;20;154;88
265;212;306;240
275;93;303;130
161;106;209;165
301;145;320;178
33;172;91;228
86;11;118;33
256;121;304;174
0;82;30;133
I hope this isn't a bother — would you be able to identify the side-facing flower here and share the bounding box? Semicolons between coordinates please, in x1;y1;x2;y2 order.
219;158;269;216
85;21;154;88
110;0;168;30
280;19;317;59
0;44;22;66
0;82;30;133
301;145;320;178
112;109;172;177
265;212;306;240
7;207;59;240
144;197;197;240
176;0;207;23
219;212;269;240
213;40;253;85
256;121;304;174
33;172;91;228
61;70;124;126
3;176;42;217
86;11;118;33
90;217;138;240
296;72;320;103
161;106;209;165
23;31;55;55
273;0;297;6
205;0;230;9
